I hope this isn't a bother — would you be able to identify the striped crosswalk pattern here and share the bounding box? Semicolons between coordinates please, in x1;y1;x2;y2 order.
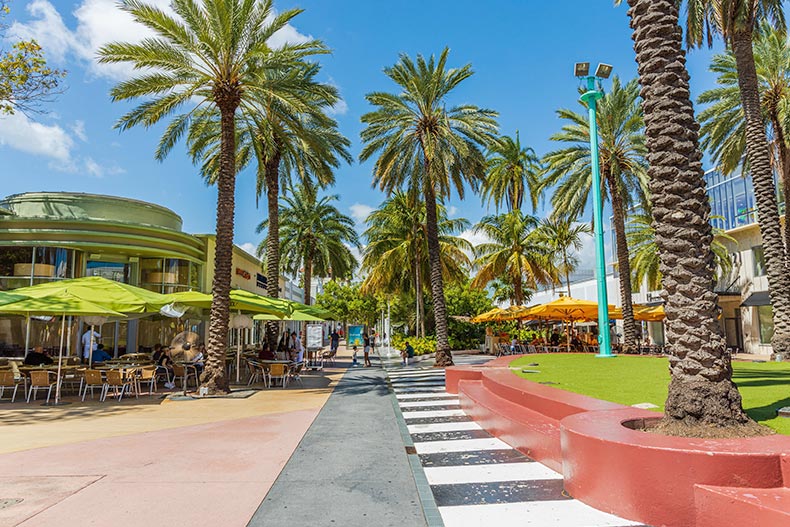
387;356;648;527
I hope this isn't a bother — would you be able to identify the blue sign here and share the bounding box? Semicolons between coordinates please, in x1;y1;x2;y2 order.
347;325;364;348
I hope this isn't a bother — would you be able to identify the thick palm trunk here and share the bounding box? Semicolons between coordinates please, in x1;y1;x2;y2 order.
732;30;790;355
513;274;524;306
608;176;638;353
204;100;239;394
626;0;750;427
768;112;790;256
303;247;313;306
264;151;282;351
424;184;453;366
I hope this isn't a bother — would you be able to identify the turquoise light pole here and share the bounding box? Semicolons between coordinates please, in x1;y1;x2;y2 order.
576;62;614;358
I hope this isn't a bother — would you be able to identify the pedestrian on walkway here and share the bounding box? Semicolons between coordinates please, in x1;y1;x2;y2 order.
330;328;340;354
363;332;372;367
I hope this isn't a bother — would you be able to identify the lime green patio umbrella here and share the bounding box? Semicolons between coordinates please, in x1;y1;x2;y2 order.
10;276;171;313
165;290;292;317
253;310;326;322
0;293;124;405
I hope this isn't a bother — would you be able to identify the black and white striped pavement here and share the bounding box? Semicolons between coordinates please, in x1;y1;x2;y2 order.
388;357;647;527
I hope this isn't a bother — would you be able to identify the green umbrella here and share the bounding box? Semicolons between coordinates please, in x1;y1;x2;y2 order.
253;310;325;322
166;290;292;317
0;292;124;405
10;276;170;313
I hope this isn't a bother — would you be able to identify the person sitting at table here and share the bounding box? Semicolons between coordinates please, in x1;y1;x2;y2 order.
153;346;175;389
92;344;113;363
278;330;290;359
550;330;561;347
258;341;276;361
24;346;54;365
571;332;584;351
192;344;205;377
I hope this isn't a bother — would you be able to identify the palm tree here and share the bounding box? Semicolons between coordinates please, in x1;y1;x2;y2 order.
541;76;647;353
682;0;790;357
698;22;790;253
628;209;736;291
361;191;472;338
482;132;542;212
536;218;592;297
471;211;555;306
618;0;753;429
97;0;321;393
360;48;498;366
182;62;351;350
257;183;360;306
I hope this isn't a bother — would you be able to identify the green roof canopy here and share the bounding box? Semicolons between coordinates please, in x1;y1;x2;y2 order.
0;292;123;317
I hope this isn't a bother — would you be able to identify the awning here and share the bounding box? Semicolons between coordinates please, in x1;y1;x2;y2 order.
741;291;771;307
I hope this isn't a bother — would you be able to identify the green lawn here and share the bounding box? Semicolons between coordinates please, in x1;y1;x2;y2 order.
510;354;790;435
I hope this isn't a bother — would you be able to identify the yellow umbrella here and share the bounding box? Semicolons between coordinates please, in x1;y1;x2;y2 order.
609;304;666;322
471;305;532;323
521;296;618;322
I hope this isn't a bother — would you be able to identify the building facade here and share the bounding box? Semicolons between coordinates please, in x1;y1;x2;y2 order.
0;192;294;357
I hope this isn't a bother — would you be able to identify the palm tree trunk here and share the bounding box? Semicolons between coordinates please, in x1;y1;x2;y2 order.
607;174;638;353
303;244;313;306
768;112;790;256
564;253;572;297
424;183;453;366
203;101;238;394
732;30;790;355
513;273;524;306
415;259;425;338
264;150;282;351
626;0;750;427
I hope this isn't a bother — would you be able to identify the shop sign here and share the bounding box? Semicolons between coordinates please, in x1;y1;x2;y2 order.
235;267;251;280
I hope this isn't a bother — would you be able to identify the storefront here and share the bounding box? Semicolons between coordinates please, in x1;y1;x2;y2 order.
0;192;205;356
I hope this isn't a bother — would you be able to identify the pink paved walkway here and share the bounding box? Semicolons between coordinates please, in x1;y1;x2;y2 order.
0;408;320;527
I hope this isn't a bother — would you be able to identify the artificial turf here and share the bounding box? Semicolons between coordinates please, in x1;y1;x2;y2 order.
509;354;790;435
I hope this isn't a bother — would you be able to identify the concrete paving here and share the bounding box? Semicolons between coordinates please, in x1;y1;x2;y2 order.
248;364;428;527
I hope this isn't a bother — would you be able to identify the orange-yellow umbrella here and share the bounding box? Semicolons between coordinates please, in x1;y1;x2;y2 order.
520;296;618;322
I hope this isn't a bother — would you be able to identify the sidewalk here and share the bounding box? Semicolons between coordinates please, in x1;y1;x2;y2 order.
248;361;427;526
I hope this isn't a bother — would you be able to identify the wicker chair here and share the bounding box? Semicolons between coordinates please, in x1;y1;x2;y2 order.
81;369;104;401
0;370;23;402
26;370;58;403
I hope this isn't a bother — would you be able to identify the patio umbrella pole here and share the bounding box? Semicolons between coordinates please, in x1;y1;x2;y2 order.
236;325;242;384
23;313;31;355
88;324;95;368
45;313;70;406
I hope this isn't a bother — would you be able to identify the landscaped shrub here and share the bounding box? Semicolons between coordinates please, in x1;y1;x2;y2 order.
391;334;436;356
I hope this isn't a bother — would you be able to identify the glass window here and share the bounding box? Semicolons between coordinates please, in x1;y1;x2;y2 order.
34;247;74;278
0;246;33;290
757;305;774;344
87;261;130;283
140;258;200;293
752;246;766;277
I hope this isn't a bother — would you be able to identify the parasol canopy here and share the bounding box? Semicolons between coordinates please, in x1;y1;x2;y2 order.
9;276;170;314
520;296;619;322
164;290;292;317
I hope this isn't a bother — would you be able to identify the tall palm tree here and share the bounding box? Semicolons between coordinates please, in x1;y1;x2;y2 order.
541;76;647;353
471;211;555;306
97;0;320;393
628;208;736;291
682;0;790;356
618;0;753;429
361;191;471;338
698;22;790;252
360;48;498;366
181;63;351;349
482;132;542;212
536;218;592;297
257;183;360;306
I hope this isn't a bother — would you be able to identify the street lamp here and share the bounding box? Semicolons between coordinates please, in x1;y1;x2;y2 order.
575;61;615;358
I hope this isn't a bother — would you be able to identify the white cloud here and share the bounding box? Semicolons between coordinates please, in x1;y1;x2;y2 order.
239;242;259;257
11;0;312;81
327;98;349;116
459;228;492;249
71;120;88;142
0;111;74;161
447;205;458;217
349;203;375;224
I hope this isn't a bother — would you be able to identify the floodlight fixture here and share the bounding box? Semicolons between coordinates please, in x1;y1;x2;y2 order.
574;62;590;77
595;63;613;79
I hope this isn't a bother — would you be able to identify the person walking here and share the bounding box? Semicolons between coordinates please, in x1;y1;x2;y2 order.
330;328;340;354
363;332;372;367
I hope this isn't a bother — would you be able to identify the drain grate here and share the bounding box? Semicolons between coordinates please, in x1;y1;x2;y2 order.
0;498;23;510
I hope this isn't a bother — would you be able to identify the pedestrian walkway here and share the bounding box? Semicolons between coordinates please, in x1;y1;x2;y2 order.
386;356;649;527
248;362;428;527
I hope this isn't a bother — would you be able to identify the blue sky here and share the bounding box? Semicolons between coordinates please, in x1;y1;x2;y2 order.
1;0;722;264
